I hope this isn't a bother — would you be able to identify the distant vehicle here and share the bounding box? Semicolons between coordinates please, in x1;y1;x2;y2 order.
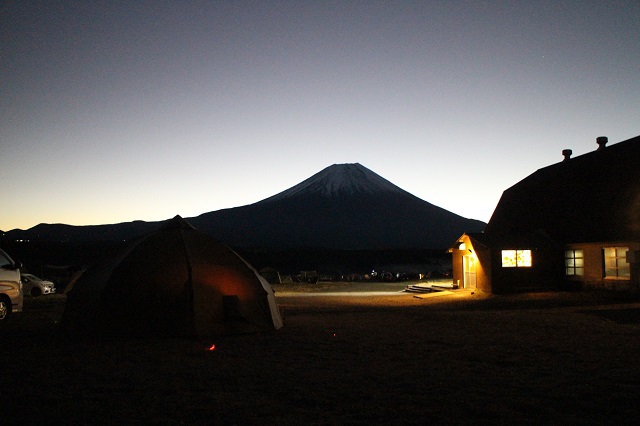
0;248;23;321
21;274;56;297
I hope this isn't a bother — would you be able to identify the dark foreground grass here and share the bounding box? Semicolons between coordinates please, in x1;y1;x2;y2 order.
2;285;640;424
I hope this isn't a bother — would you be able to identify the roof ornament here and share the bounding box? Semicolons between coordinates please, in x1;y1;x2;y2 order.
562;149;572;161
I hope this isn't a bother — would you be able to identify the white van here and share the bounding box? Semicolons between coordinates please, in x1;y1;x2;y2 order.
0;248;23;321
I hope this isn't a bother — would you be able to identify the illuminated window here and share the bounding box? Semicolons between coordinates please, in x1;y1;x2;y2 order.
501;250;532;267
603;247;630;278
565;250;584;276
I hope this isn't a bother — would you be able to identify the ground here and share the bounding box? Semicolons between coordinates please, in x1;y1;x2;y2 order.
2;281;640;424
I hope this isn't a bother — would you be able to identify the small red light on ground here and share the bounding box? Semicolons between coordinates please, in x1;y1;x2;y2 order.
208;344;216;351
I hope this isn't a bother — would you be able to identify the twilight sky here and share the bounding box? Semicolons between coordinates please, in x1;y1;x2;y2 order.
1;1;639;231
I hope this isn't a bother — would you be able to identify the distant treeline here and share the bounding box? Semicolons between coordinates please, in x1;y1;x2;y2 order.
236;247;451;276
1;238;451;286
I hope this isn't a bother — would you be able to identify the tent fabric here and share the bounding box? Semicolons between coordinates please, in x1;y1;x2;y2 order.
63;216;282;337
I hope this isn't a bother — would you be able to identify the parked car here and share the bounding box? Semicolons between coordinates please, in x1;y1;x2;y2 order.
0;248;23;321
21;274;56;297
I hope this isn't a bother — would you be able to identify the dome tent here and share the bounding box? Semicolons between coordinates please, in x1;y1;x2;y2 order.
63;216;282;337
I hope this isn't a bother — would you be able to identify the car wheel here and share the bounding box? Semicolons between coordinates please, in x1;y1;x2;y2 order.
0;299;9;321
30;287;42;297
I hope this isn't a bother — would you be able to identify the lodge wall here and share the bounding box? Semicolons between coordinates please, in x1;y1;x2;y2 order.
565;241;640;291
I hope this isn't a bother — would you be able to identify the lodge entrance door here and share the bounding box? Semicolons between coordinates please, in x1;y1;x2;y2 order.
463;255;477;289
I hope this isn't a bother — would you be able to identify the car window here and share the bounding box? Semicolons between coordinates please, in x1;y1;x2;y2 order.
0;253;12;268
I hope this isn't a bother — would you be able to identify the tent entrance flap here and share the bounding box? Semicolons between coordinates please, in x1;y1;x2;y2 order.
223;295;242;320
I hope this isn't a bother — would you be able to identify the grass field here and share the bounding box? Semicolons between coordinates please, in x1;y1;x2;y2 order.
2;282;640;424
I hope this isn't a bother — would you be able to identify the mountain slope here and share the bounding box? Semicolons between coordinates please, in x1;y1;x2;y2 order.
190;163;485;249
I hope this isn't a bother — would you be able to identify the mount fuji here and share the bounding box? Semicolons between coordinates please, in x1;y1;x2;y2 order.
2;163;485;253
189;163;485;250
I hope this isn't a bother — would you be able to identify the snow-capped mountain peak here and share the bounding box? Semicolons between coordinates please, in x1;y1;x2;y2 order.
260;163;410;202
